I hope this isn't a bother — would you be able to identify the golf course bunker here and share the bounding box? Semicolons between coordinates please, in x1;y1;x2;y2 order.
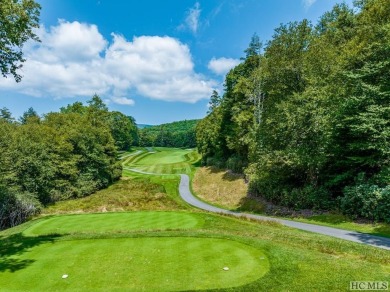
23;212;204;235
0;237;269;291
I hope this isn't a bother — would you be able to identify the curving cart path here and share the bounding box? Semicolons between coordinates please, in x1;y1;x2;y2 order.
122;151;390;250
178;174;390;251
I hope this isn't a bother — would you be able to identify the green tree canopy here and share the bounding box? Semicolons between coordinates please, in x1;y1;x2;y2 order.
196;0;390;221
0;0;41;82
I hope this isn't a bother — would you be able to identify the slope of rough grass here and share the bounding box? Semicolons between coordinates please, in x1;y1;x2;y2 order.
44;178;184;214
193;166;250;210
23;212;204;236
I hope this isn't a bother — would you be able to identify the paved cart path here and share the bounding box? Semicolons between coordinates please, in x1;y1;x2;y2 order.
122;150;390;250
178;174;390;250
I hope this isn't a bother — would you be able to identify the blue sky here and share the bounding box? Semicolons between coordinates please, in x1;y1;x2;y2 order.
0;0;353;124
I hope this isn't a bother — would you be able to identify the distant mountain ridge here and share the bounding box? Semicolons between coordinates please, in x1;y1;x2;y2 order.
137;124;153;129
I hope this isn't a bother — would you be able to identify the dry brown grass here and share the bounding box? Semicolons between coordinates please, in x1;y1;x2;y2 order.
43;178;183;214
192;167;249;209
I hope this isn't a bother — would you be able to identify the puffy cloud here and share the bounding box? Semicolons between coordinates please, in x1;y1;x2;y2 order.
111;96;135;105
0;20;215;104
208;57;240;75
105;34;194;82
42;20;107;61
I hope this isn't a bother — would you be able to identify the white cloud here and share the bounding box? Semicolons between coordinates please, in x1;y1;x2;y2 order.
180;2;201;34
0;20;216;104
111;96;135;105
208;57;240;75
302;0;316;9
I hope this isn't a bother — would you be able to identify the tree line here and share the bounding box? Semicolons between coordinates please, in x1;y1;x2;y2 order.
0;95;137;229
138;119;198;148
197;0;389;222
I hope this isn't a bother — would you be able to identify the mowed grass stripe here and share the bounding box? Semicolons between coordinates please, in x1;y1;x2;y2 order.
136;149;192;165
0;237;269;291
23;212;203;236
122;148;200;175
123;152;152;166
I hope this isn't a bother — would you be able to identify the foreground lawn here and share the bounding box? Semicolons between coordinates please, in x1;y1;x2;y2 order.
2;210;389;291
193;166;390;238
0;237;268;291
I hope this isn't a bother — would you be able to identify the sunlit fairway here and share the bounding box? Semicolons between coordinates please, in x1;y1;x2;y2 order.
122;147;199;175
1;148;390;291
23;212;204;236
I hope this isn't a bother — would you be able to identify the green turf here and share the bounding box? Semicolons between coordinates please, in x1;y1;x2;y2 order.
23;212;204;236
2;211;390;291
136;148;191;164
122;148;200;175
0;237;269;291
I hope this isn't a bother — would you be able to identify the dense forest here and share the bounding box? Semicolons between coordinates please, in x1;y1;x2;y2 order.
0;95;137;229
197;0;390;222
139;119;198;148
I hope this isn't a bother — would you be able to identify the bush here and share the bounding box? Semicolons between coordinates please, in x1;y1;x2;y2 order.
226;156;246;173
0;187;41;230
283;185;333;210
341;184;390;222
206;157;225;169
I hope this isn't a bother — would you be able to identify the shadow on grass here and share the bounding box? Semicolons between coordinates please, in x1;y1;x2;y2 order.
191;160;202;167
371;225;390;238
203;166;245;182
235;197;265;213
347;232;390;249
222;171;244;182
305;214;348;225
0;233;61;273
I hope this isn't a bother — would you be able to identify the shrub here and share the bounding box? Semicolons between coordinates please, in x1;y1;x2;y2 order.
226;156;246;173
0;187;41;230
206;157;225;169
283;185;332;210
341;184;390;222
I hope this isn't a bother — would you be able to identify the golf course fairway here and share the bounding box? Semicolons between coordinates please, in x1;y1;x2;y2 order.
23;212;204;236
122;148;197;174
0;237;269;291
